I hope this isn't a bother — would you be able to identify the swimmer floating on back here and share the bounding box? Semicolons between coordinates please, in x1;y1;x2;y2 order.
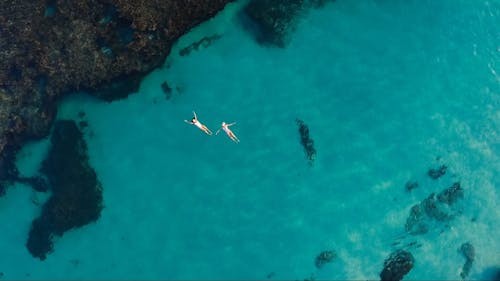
184;111;212;135
216;121;240;143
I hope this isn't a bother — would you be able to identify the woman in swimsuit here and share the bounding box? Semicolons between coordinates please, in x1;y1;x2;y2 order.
216;121;239;143
184;111;212;135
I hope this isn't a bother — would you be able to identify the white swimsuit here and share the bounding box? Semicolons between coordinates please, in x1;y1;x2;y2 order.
223;126;231;134
194;121;203;129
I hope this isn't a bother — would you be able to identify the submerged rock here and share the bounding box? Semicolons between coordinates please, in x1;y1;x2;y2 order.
314;250;336;268
296;118;316;165
437;182;464;205
459;242;475;279
428;164;447;179
405;180;419;192
380;250;415;281
405;182;465;235
421;193;450;221
26;120;103;260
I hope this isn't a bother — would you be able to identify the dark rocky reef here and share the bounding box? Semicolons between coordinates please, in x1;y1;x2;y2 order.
380;250;415;281
0;0;233;196
26;120;103;260
296;118;316;165
242;0;333;47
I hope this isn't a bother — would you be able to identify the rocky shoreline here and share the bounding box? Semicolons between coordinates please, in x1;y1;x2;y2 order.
0;0;233;193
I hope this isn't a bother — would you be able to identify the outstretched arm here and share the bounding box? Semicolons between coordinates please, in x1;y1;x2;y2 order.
192;111;197;119
227;122;237;127
184;120;192;124
215;128;222;135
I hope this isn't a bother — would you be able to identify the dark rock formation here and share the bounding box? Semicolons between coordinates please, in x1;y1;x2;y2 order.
296;118;316;165
437;182;464;205
421;193;450;221
241;0;333;47
314;250;336;269
26;120;103;260
428;164;447;179
0;0;233;196
459;242;475;279
380;250;415;281
405;204;428;235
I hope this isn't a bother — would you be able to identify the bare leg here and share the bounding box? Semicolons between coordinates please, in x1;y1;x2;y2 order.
203;125;213;135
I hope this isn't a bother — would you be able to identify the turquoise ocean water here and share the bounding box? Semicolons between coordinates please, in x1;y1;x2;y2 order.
1;0;499;279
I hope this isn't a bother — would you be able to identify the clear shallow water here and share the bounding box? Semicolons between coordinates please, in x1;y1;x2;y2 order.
2;0;499;279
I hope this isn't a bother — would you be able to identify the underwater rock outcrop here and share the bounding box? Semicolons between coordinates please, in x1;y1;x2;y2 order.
428;164;447;179
314;250;336;269
379;250;415;281
0;0;232;196
242;0;333;47
26;120;103;260
296;118;316;165
179;34;222;56
405;182;464;235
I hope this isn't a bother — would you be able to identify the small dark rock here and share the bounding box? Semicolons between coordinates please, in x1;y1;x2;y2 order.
161;81;173;100
380;250;415;281
405;180;418;192
428;164;447;179
77;111;86;119
315;250;336;269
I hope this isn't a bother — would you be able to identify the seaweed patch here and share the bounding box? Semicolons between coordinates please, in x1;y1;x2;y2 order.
296;118;316;165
